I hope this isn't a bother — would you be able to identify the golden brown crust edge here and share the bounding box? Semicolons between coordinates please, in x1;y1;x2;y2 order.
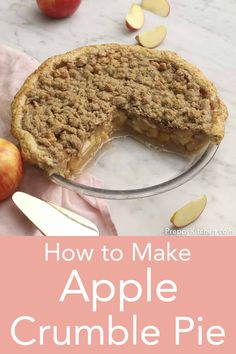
11;43;228;174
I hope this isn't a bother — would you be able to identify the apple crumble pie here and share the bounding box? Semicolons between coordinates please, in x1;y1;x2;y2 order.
11;44;228;177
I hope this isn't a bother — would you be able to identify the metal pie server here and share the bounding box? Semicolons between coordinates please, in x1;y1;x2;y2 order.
12;192;99;236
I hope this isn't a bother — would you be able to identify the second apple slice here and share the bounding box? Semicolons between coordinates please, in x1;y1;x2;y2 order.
141;0;170;17
126;3;145;31
136;25;167;48
170;195;207;228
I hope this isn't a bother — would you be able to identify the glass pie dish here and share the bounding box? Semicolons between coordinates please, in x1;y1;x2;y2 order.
50;136;219;200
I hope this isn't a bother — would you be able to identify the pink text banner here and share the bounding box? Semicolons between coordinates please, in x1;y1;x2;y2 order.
0;237;235;353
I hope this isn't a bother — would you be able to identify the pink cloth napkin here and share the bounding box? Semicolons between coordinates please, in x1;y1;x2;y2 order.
0;44;117;236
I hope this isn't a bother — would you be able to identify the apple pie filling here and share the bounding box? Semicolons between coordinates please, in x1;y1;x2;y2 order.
125;116;208;153
65;115;208;176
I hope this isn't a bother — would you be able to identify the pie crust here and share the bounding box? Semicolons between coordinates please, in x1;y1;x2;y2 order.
11;44;228;177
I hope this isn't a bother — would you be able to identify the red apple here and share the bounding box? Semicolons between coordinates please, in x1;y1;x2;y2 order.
36;0;82;19
0;139;23;201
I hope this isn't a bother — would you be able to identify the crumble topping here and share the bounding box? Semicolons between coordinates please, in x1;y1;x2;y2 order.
12;44;227;175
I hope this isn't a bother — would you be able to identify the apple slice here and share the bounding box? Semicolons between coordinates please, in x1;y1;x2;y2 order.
170;195;207;228
141;0;170;17
126;3;145;31
135;25;167;48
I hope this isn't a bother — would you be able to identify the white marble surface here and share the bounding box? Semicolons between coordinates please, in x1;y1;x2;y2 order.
0;0;235;235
